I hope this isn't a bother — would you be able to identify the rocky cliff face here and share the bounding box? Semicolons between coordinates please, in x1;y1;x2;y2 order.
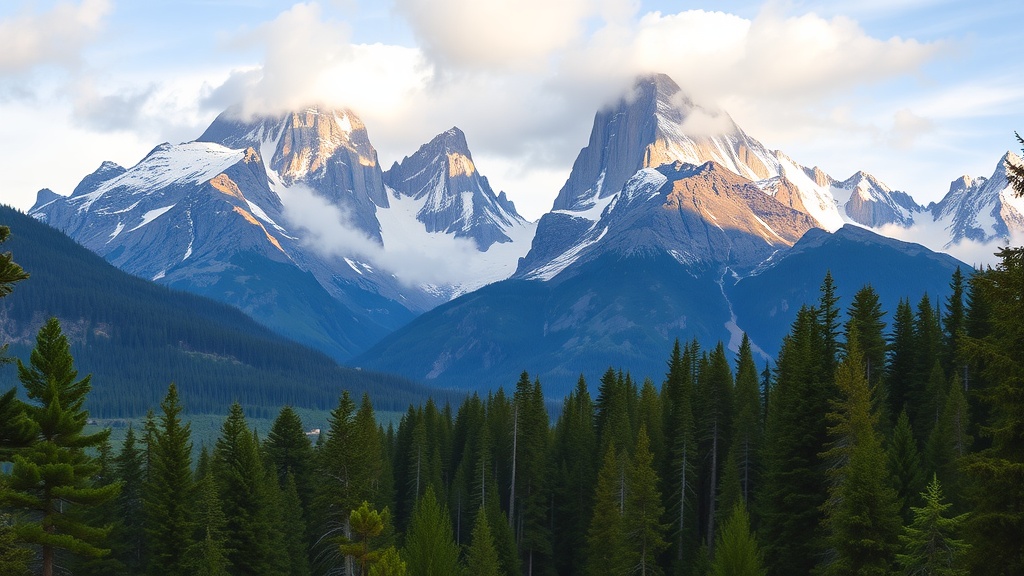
383;127;528;250
831;171;921;228
930;152;1024;245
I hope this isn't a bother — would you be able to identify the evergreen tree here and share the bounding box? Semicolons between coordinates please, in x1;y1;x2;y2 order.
733;334;762;506
625;425;668;576
403;486;462;576
888;299;917;421
143;383;194;576
551;375;597;576
711;502;766;576
911;295;944;440
960;245;1024;575
698;343;734;555
661;339;698;572
0;387;36;460
897;475;970;576
512;375;551;575
888;410;926;524
184;463;229;576
213;403;283;576
0;511;31;576
818;331;902;576
3;318;119;576
264;406;315;512
844;285;889;423
924;375;971;507
818;271;842;379
758;306;831;576
279;473;311;576
371;546;406;576
112;425;146;574
585;445;629;576
466;508;501;576
340;501;389;576
942;267;967;376
0;224;29;362
596;367;632;457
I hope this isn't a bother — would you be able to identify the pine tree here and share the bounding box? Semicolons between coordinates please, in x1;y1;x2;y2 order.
924;375;971;507
113;425;146;573
184;464;229;576
942;267;967;376
818;331;902;576
278;472;311;576
844;285;889;424
143;383;194;576
888;299;917;420
3;318;119;576
888;410;926;524
264;406;315;512
733;334;762;506
662;339;698;572
698;343;734;555
585;444;629;576
911;295;944;440
819;271;842;379
759;305;831;576
0;510;31;576
960;245;1024;575
370;546;407;576
897;475;970;576
551;375;597;576
625;425;668;576
711;502;766;576
466;508;501;576
340;501;389;575
403;486;462;576
0;224;28;363
213;403;282;576
512;375;551;575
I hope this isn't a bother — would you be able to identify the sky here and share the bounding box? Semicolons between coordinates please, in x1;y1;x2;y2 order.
0;0;1021;222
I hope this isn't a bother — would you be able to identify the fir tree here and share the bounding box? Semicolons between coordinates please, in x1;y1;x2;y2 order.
143;383;194;576
4;318;119;576
888;410;926;524
512;375;551;575
625;425;669;575
466;508;501;576
551;375;597;576
888;299;917;420
897;475;970;576
403;486;462;576
844;285;889;424
585;445;629;576
733;334;762;506
184;464;229;576
112;425;146;574
924;375;971;507
818;330;902;576
662;339;698;571
279;472;311;576
960;245;1024;575
942;267;967;376
264;406;315;512
711;502;766;576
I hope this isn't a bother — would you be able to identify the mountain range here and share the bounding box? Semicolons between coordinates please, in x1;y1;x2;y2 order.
25;73;1023;395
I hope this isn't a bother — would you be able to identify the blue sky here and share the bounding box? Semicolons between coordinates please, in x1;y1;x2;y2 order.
0;0;1021;220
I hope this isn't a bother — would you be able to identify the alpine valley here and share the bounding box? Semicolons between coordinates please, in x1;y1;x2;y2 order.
27;73;1024;397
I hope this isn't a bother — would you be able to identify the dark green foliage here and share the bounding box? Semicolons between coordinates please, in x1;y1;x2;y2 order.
733;334;762;506
758;306;830;576
711;502;766;576
925;375;971;507
942;268;966;376
696;343;734;555
662;339;698;572
0;388;36;460
625;425;668;576
403;486;462;576
185;464;229;576
3;318;119;574
897;475;970;576
143;385;196;576
264;406;315;513
844;285;889;426
0;224;28;364
279;473;311;576
585;445;629;576
512;374;552;574
552;376;597;576
213;403;283;576
818;331;902;576
960;246;1024;575
888;410;926;524
113;426;147;573
911;295;944;440
888;299;917;421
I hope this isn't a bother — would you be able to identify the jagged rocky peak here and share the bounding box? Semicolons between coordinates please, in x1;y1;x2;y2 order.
71;160;127;198
550;72;779;213
271;107;377;182
802;165;834;187
384;126;527;251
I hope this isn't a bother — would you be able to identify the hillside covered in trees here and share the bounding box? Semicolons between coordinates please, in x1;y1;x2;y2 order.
2;251;1023;575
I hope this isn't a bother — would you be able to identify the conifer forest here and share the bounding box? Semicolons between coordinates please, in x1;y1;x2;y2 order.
3;201;1024;575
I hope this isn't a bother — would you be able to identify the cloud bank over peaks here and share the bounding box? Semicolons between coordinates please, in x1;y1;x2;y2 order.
280;183;491;288
0;0;110;74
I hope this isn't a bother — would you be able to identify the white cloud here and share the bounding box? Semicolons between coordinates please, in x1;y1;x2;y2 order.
279;183;490;287
394;0;597;72
0;0;110;74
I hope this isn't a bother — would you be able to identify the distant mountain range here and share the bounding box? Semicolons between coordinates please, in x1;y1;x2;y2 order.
0;204;432;417
24;72;1022;395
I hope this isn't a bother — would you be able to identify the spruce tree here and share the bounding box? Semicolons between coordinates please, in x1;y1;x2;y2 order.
143;383;194;576
585;444;629;576
758;306;831;576
960;245;1024;575
113;425;146;574
466;508;501;576
4;318;119;576
698;343;734;555
403;486;462;576
897;475;970;576
184;463;229;576
711;502;766;576
661;339;698;571
213;403;282;576
888;410;926;524
888;299;917;420
924;375;971;507
942;267;967;376
625;425;668;575
733;334;762;506
264;406;315;512
551;376;597;576
818;331;902;576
